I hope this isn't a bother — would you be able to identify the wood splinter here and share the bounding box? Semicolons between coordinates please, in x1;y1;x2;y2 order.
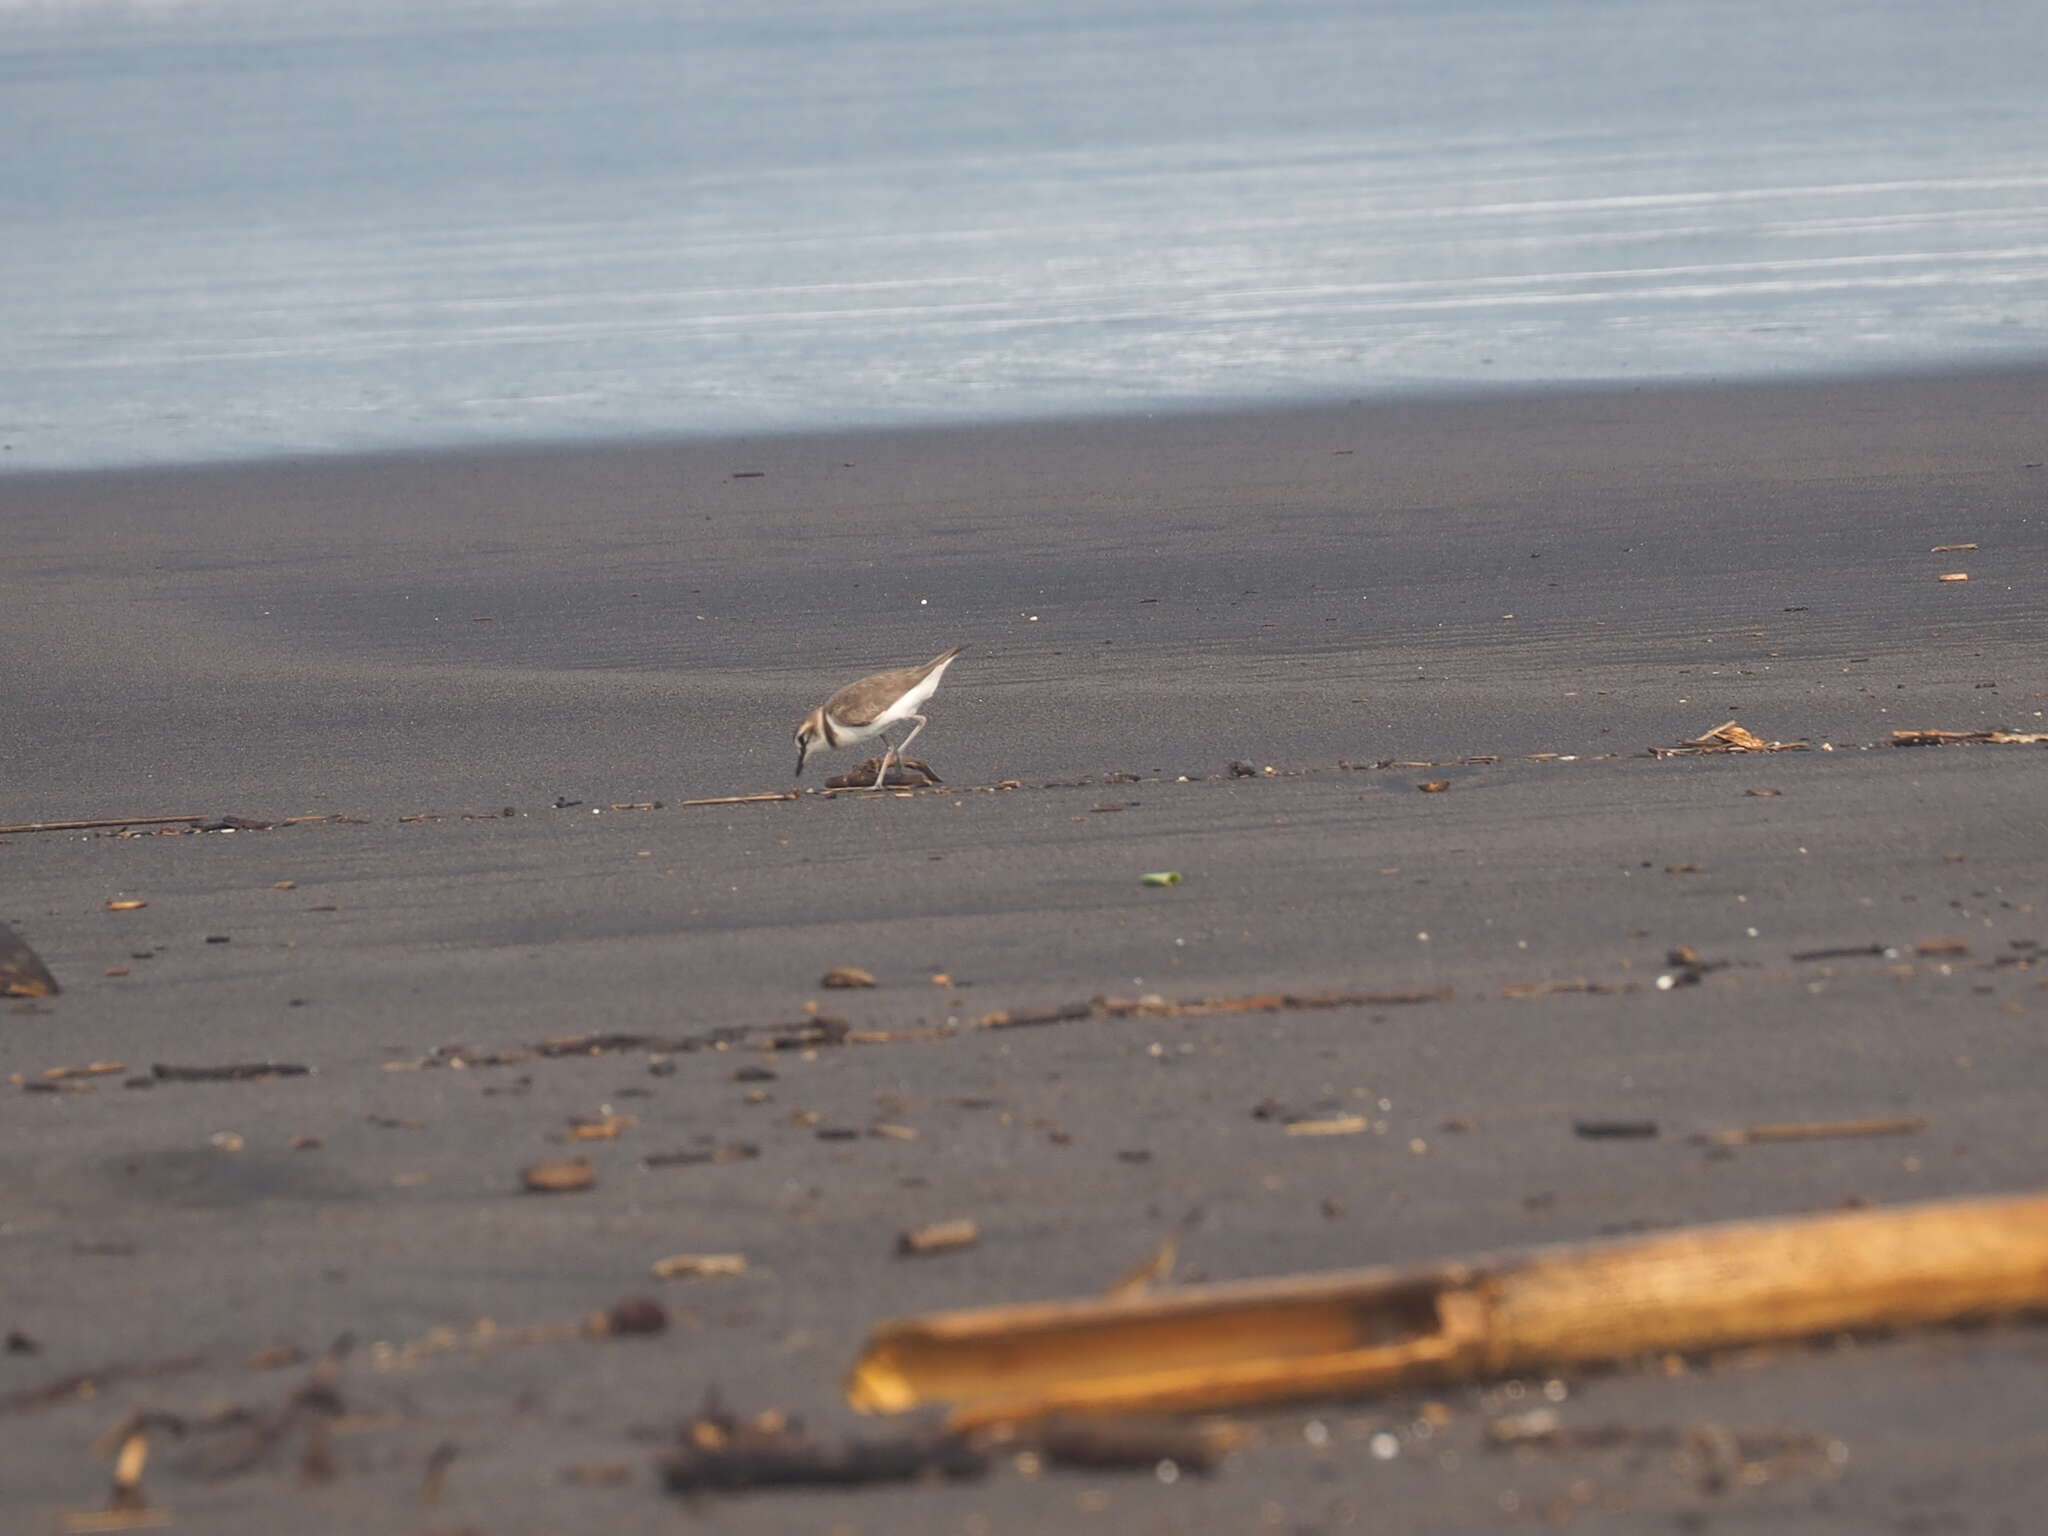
63;1414;179;1532
1698;1116;1926;1147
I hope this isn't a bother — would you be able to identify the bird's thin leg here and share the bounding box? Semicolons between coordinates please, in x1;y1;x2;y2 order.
888;715;927;784
871;728;896;789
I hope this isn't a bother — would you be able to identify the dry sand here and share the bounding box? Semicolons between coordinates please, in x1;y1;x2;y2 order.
4;369;2047;1531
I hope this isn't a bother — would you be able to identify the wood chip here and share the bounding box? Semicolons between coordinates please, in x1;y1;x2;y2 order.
1914;938;1970;957
561;1113;636;1141
898;1219;980;1256
1929;543;1978;553
1284;1115;1369;1137
1937;572;1970;582
821;966;878;989
1104;1235;1180;1299
112;1426;149;1498
521;1157;596;1193
43;1062;124;1081
1416;780;1451;793
652;1253;748;1280
105;899;148;912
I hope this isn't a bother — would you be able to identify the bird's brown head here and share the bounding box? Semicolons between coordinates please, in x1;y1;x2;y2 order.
793;708;826;778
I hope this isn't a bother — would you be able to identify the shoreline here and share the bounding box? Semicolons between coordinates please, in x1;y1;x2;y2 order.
7;357;2048;487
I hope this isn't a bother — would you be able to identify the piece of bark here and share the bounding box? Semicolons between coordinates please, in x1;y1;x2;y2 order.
521;1157;596;1193
825;757;942;790
594;1297;668;1336
1650;721;1808;757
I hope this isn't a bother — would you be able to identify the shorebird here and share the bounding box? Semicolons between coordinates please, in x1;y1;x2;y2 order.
794;645;966;786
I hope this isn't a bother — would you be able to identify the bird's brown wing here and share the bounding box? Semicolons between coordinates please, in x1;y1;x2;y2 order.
824;665;926;727
825;646;965;727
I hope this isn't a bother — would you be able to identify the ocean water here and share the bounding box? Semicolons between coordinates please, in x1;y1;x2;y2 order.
3;0;2045;470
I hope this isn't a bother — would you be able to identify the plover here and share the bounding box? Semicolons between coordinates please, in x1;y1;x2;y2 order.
794;645;966;785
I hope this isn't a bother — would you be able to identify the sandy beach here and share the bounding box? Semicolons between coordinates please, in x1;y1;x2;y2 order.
4;368;2047;1532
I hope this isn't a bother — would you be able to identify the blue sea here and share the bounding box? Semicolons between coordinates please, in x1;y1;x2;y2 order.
3;0;2045;470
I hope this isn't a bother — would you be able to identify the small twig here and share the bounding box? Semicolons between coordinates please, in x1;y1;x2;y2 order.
420;1441;458;1507
0;816;204;836
6;1359;203;1416
152;1062;311;1083
1698;1116;1926;1147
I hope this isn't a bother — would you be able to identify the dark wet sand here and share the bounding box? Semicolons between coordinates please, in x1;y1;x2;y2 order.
4;370;2047;1532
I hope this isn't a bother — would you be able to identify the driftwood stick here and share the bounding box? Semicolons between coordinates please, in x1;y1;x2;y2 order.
0;816;205;835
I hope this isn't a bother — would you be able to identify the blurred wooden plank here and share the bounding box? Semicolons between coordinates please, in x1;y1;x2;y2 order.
848;1190;2048;1427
